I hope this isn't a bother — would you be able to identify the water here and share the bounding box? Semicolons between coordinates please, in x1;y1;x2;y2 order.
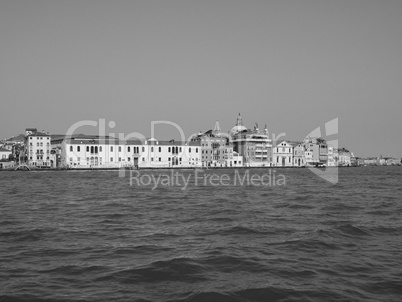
0;167;401;302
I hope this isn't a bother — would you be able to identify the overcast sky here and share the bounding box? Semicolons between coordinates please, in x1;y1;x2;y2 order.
1;0;401;157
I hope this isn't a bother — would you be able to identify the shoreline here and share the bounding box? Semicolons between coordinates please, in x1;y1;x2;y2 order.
0;165;391;172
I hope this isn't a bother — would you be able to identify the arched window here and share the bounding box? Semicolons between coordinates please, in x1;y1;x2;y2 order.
91;146;94;153
151;147;154;152
77;146;80;152
111;146;113;152
168;147;171;152
196;148;198;153
70;146;73;152
159;147;161;152
95;146;98;153
189;148;191;153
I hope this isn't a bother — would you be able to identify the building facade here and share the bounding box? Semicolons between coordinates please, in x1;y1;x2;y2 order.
231;114;272;167
24;128;52;167
273;140;294;167
52;135;201;168
292;142;305;167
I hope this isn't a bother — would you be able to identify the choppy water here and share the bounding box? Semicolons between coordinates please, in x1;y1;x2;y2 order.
0;166;401;302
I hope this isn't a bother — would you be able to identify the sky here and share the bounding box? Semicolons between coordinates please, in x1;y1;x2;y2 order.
1;0;401;157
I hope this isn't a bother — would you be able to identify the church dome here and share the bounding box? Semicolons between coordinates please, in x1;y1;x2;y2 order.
230;125;247;136
230;113;247;135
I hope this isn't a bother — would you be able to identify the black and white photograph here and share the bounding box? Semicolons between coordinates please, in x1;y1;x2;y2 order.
1;1;401;301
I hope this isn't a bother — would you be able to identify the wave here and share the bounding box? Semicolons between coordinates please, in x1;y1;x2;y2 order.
95;257;207;284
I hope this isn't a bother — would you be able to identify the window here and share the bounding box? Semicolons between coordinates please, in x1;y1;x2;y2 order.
196;148;198;153
70;157;73;162
159;157;161;162
86;146;89;152
69;146;73;151
77;146;80;152
110;157;113;162
168;147;171;152
168;158;171;161
128;146;130;152
151;157;154;161
128;157;131;161
77;157;80;162
119;157;121;162
151;147;154;152
142;147;145;152
99;146;102;152
159;147;161;152
142;158;145;161
189;148;191;153
119;146;121;152
111;146;113;152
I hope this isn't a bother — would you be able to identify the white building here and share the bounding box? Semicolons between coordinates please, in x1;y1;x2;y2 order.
327;146;336;166
25;128;52;167
0;147;11;161
52;135;202;169
273;140;294;167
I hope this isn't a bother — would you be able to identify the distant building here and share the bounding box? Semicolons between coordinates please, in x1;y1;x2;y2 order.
337;148;351;166
303;137;328;165
24;129;52;167
304;148;314;166
0;147;12;161
199;121;232;167
273;140;294;167
292;142;305;167
327;146;336;166
51;135;201;168
231;113;272;167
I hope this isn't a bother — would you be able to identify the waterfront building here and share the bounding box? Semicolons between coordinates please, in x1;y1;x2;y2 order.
303;137;328;165
24;128;52;167
304;148;314;166
231;114;272;167
332;148;339;166
318;138;328;164
51;135;201;168
327;146;336;166
337;148;351;166
273;140;294;167
0;147;11;161
292;142;305;167
200;121;232;167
